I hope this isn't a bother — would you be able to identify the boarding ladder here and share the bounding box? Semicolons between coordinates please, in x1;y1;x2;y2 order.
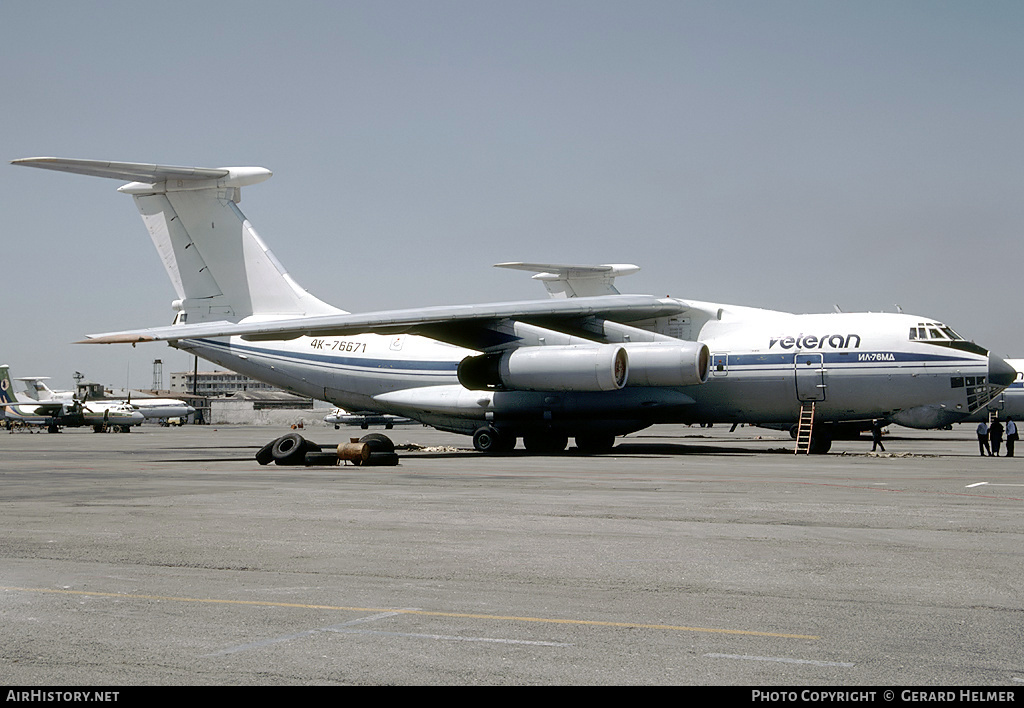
795;401;815;455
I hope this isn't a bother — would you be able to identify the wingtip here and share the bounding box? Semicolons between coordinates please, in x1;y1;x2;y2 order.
77;334;156;345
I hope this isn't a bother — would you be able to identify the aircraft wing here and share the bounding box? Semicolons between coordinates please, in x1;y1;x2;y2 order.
4;401;65;416
80;295;686;347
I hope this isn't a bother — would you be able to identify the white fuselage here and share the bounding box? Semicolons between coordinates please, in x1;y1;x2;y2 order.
16;387;193;421
171;305;999;436
2;400;145;428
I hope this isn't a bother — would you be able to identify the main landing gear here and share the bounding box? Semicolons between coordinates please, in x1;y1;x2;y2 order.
471;426;516;454
472;427;617;455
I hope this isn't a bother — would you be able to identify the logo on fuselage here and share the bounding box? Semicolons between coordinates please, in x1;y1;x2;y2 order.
769;334;862;350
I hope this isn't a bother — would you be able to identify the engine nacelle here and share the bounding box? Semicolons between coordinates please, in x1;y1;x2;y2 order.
458;345;628;392
621;342;710;387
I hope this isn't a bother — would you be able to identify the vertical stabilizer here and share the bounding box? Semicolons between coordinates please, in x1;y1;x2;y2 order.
0;366;15;405
12;158;343;325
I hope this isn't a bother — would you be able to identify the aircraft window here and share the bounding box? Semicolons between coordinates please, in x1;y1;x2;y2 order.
929;329;944;339
941;327;963;341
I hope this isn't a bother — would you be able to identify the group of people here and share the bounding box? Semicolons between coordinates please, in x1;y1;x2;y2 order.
977;418;1018;457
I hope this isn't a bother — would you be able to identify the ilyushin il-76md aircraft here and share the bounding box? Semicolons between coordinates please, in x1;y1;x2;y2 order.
12;157;1017;454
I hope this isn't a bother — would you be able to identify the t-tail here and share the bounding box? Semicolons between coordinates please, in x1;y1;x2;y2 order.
12;158;342;326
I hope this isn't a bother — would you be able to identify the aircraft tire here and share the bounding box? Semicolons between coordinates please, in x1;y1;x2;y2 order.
255;440;276;465
304;451;340;466
523;432;569;455
809;434;833;455
359;433;395;454
575;433;616;454
362;451;400;466
473;426;511;454
271;433;311;465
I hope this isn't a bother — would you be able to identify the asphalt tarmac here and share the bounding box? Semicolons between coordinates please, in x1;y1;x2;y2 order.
1;422;1022;686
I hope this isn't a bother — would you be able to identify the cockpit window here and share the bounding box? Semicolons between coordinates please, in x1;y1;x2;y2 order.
909;322;988;355
909;323;964;342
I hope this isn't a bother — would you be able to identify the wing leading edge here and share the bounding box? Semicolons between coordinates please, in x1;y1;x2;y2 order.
80;295;687;346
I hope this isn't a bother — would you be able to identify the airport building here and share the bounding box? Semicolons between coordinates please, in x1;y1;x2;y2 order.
169;370;284;396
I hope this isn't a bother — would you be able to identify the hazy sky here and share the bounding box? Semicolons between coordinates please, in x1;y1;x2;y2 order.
3;1;1023;391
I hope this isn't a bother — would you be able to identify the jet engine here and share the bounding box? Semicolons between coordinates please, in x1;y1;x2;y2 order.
458;344;628;392
623;342;710;387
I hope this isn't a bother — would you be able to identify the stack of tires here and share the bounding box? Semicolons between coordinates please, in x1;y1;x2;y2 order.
255;433;398;466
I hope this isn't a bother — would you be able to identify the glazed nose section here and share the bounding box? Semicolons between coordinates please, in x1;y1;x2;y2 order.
989;354;1017;389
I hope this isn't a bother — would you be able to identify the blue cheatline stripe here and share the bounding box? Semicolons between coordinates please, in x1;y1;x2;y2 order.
191;339;460;375
727;351;977;366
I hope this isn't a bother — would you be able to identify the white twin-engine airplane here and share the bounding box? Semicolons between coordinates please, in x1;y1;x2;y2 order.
14;376;194;421
12;157;1017;454
0;365;145;432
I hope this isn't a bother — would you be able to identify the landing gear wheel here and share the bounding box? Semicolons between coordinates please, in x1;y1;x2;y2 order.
809;433;832;454
522;432;569;455
575;433;616;454
473;426;514;454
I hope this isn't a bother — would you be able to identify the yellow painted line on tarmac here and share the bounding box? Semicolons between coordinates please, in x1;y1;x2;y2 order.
0;585;819;640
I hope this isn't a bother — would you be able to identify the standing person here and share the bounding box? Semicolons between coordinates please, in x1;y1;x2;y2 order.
990;418;1004;457
871;419;885;452
977;420;991;456
1006;419;1018;458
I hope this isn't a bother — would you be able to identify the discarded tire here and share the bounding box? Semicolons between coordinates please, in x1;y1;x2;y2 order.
303;451;340;466
271;433;311;466
358;433;395;453
361;451;399;466
255;440;276;465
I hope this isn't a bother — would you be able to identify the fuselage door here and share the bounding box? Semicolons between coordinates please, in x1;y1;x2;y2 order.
795;353;827;401
711;353;729;377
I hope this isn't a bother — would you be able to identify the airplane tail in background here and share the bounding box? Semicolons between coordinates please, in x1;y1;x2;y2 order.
14;377;59;401
12;158;343;326
0;365;16;405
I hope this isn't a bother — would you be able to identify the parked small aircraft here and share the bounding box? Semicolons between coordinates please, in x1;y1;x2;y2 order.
12;157;1016;453
15;376;194;422
0;365;144;432
323;407;415;430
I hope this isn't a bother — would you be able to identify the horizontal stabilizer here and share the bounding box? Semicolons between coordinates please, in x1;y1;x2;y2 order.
13;157;230;182
12;157;272;191
495;262;640;298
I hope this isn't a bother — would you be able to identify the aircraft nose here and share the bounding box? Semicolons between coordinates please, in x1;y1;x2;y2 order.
989;354;1017;389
